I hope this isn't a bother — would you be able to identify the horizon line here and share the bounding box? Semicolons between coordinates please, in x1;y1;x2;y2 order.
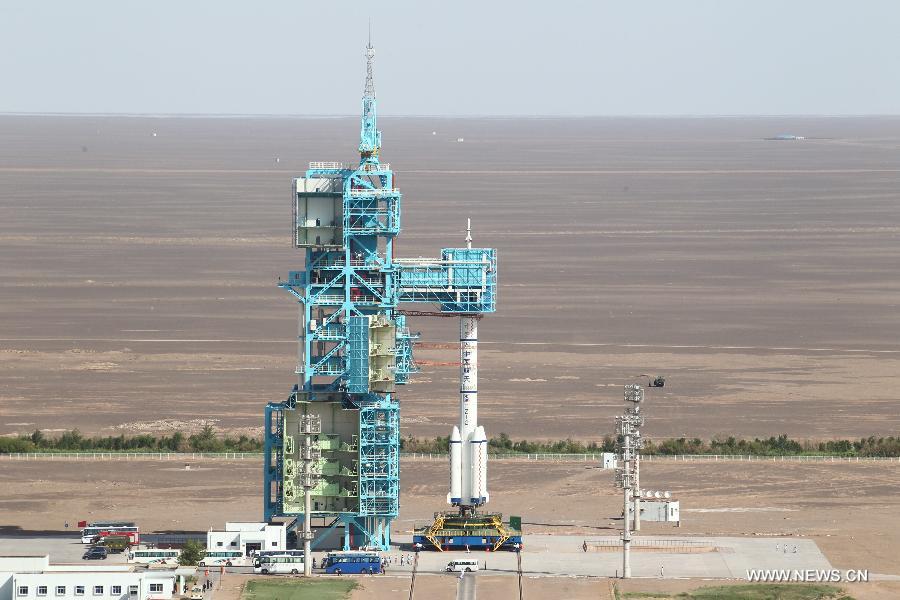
2;111;900;120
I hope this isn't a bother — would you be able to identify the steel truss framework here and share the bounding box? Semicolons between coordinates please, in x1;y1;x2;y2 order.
263;42;497;550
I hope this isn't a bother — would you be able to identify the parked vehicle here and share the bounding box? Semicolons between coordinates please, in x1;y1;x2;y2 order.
253;554;305;575
81;525;139;544
129;548;181;564
189;586;203;600
446;559;479;573
197;551;247;567
97;535;131;553
82;547;108;560
321;551;382;575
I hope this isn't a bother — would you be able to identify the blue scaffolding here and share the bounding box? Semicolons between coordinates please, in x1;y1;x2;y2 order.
263;39;497;551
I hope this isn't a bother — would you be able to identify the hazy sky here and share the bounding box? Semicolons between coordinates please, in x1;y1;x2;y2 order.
1;1;897;116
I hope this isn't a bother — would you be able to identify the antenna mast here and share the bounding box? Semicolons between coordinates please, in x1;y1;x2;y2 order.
359;19;380;160
364;19;376;98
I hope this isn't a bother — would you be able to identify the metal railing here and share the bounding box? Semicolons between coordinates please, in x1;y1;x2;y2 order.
347;187;400;197
309;161;344;170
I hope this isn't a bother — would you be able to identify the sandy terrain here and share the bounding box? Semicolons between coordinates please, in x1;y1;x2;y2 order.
1;458;898;579
1;116;900;441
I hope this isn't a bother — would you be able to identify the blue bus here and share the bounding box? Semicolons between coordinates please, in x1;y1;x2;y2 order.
322;551;382;575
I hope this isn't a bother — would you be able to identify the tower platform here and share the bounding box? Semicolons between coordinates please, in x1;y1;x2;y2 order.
413;511;522;552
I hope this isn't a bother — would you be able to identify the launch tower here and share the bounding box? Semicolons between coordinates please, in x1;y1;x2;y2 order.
263;37;497;552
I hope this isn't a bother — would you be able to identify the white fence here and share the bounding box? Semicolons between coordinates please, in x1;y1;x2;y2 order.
399;453;900;463
0;452;897;463
0;452;261;461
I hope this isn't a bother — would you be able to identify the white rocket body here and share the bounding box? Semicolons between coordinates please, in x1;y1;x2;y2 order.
447;426;462;504
448;315;488;508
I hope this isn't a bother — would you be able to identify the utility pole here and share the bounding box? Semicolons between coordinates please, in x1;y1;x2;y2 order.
621;417;632;578
615;384;644;578
299;413;321;576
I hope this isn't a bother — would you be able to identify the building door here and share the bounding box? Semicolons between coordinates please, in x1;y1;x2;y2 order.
245;542;262;556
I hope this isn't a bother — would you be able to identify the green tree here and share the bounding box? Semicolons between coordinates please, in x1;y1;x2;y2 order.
178;540;205;566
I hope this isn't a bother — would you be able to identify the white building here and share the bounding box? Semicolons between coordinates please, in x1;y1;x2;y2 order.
600;452;617;469
0;557;177;600
206;523;286;556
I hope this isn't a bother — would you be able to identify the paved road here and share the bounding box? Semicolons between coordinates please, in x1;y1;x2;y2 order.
456;573;476;600
388;534;837;579
0;536;128;564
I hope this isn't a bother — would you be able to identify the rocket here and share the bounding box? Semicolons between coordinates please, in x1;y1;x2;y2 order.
447;220;488;510
447;316;488;508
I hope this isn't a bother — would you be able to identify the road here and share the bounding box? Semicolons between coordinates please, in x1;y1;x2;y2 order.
457;573;476;600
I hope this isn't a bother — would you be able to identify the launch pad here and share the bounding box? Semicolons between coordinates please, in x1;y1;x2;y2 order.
413;512;522;552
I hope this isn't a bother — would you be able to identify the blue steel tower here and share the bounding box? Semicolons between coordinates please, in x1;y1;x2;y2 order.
264;38;497;552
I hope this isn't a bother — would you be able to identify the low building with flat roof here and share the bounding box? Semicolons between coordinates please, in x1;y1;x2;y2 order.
0;556;180;600
206;523;286;556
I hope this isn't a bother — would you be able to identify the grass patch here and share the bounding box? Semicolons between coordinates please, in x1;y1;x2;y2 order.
623;583;851;600
242;579;358;600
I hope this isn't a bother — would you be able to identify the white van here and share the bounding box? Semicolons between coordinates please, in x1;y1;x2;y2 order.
446;559;480;573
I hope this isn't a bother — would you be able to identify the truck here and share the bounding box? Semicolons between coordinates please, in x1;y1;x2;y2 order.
96;535;131;553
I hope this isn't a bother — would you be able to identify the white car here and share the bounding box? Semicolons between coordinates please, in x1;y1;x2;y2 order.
446;559;480;573
189;586;203;600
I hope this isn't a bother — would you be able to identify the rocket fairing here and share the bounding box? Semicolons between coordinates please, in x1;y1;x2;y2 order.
448;315;488;509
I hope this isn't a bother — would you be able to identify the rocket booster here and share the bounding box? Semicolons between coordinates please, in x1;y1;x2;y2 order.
447;426;461;504
448;315;488;508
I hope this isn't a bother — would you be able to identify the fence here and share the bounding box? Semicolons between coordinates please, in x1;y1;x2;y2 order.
0;452;898;462
400;453;900;463
0;452;261;461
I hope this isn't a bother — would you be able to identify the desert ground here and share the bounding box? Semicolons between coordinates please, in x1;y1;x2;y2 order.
2;457;900;597
1;458;898;576
1;115;899;441
2;116;900;597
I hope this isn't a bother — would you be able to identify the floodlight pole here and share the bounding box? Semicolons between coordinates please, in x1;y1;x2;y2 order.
617;384;644;578
633;427;641;532
622;417;632;579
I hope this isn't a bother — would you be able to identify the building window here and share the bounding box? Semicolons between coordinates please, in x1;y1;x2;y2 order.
111;587;122;595
229;542;236;547
271;542;278;547
127;587;138;596
17;586;28;596
94;586;104;596
56;588;66;596
148;584;163;594
75;586;85;596
37;587;48;597
216;542;223;547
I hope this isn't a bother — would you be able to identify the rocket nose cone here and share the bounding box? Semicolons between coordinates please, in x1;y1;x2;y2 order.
450;426;461;441
474;426;486;441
